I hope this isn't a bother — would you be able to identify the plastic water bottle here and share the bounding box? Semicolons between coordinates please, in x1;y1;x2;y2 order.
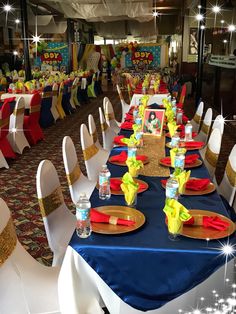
185;121;193;141
166;175;179;200
171;98;177;116
99;165;111;200
133;106;139;120
176;108;183;125
174;151;185;171
128;143;137;158
76;193;91;238
171;132;180;148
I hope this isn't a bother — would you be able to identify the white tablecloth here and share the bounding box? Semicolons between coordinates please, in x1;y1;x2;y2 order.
58;246;234;314
1;93;34;109
130;93;169;107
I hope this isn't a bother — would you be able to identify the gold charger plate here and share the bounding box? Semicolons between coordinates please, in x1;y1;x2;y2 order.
180;209;236;240
96;177;149;195
159;158;202;169
166;142;204;151
161;177;216;196
91;205;145;235
108;156;149;167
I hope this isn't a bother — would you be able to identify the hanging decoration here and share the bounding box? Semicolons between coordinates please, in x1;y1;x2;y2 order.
111;42;139;69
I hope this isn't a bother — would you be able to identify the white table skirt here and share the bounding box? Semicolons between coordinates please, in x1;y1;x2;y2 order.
58;246;234;314
130;93;169;107
1;93;34;109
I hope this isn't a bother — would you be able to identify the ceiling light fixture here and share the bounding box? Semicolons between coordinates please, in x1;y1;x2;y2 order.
13;50;18;56
212;5;220;13
153;11;158;17
200;25;205;29
221;20;225;24
3;4;12;11
32;35;41;43
228;24;236;32
15;18;20;24
196;14;203;21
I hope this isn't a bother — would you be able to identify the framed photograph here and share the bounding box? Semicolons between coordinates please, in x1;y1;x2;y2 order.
189;28;198;55
142;109;165;136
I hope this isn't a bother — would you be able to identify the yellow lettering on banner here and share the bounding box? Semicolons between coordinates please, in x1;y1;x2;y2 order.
148;60;152;64
54;53;59;59
141;52;145;58
135;52;140;58
49;52;54;58
44;53;49;59
146;52;150;58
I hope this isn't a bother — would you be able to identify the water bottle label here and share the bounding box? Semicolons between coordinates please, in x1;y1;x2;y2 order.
99;175;108;186
185;125;192;134
76;208;90;221
174;156;185;168
176;113;183;124
128;149;136;158
166;186;178;199
171;137;180;147
135;132;142;140
135;117;142;125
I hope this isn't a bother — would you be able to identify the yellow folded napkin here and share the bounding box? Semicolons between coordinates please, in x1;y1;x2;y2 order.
126;157;143;177
173;169;191;194
140;95;149;106
165;109;175;123
121;134;140;147
121;172;139;205
168;122;178;137
163;199;192;234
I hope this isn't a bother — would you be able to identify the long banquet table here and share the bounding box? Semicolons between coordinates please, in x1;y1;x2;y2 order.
58;129;235;314
130;93;169;107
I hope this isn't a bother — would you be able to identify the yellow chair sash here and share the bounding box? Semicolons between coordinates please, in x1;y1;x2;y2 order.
101;121;108;132
92;131;98;143
83;143;99;161
0;117;9;128
38;186;64;217
52;90;58;96
42;91;52;98
205;147;218;168
30;105;41;113
193;114;200;124
105;112;115;121
0;218;17;266
66;164;81;185
201;123;210;134
13;107;25;116
226;161;236;187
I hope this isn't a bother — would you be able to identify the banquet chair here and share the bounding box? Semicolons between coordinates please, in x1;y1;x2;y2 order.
7;97;30;154
88;114;110;160
211;114;224;136
70;77;80;107
217;144;236;206
116;84;130;122
87;73;97;98
199;128;222;180
0;150;9;168
0;198;60;314
103;96;120;134
62;81;75;114
40;85;55;128
51;83;60;122
190;101;204;133
36;159;76;266
56;82;66;119
62;136;96;204
80;123;108;181
0;101;16;159
23;92;44;145
99;107;116;152
194;107;212;144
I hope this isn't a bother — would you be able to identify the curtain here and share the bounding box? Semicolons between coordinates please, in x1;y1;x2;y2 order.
79;44;95;70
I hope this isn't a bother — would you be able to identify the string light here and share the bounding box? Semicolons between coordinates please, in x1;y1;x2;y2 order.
220;20;225;24
196;14;204;21
153;11;158;17
32;35;41;43
15;18;20;24
228;25;236;32
13;50;18;56
200;25;205;30
212;5;220;13
3;3;12;11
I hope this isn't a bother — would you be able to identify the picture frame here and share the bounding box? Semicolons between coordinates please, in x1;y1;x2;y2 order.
189;28;198;55
142;109;165;137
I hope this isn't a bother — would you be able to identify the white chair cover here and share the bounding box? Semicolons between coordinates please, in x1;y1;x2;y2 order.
195;108;212;144
51;83;60;121
0;149;9;169
212;114;224;136
217;144;236;206
0;198;60;314
116;84;130;123
62;136;96;204
7;97;30;154
86;51;100;73
70;78;80;107
81;78;87;90
190;101;204;133
99;107;116;152
36;159;76;266
80;123;108;181
88;114;110;160
200;128;222;180
103;97;120;134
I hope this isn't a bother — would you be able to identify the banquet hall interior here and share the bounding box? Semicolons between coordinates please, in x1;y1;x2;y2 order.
0;0;236;313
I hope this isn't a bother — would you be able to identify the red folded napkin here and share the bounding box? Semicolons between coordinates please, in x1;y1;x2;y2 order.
125;113;134;121
3;97;16;103
182;115;189;123
110;151;127;162
160;154;199;165
129;107;134;114
182;141;204;149
110;151;148;163
176;103;183;109
184;215;229;231
91;208;135;226
110;178;146;192
113;135;127;146
120;121;133;129
179;131;197;139
186;178;210;191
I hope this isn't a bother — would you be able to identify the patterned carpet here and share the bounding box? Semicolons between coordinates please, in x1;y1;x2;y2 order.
0;87;235;266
